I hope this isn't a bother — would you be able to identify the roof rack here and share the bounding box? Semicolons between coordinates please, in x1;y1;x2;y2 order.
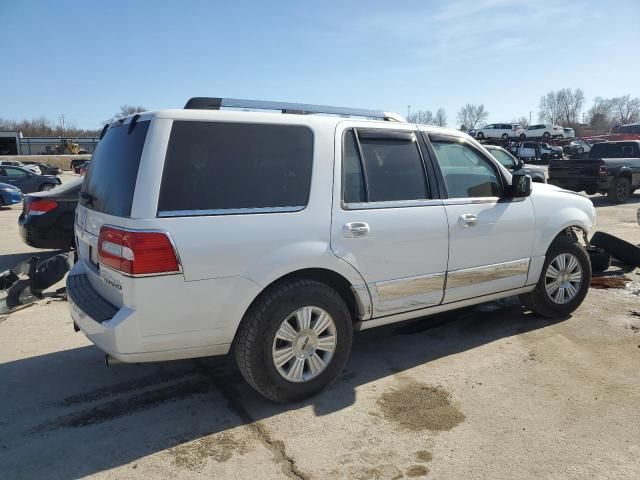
183;97;405;122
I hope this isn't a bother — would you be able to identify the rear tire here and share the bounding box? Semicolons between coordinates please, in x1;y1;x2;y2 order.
607;177;631;204
476;132;485;140
543;132;551;139
39;183;55;191
234;278;353;403
520;236;591;318
501;133;509;141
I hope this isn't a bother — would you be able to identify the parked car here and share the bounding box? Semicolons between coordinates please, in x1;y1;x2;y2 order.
484;145;546;182
19;178;81;250
512;141;562;162
563;128;576;139
0;160;41;175
0;181;23;207
68;97;595;402
73;161;90;175
70;158;89;171
525;124;565;139
475;123;526;140
548;140;640;203
0;166;61;193
22;161;62;176
563;139;604;157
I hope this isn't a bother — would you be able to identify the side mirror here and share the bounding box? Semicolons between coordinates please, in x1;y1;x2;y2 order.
506;174;532;198
516;159;525;170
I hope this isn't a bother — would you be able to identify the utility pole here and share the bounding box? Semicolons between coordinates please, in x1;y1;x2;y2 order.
529;111;532;124
60;114;65;141
407;105;411;119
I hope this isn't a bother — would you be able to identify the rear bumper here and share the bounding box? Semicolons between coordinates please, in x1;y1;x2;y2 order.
548;176;613;192
18;216;74;250
67;261;232;362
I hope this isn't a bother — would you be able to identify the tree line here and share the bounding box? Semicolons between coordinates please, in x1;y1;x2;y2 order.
413;89;639;134
0;105;146;138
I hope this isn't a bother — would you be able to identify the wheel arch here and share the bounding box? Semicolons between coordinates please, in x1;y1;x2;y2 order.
237;267;371;341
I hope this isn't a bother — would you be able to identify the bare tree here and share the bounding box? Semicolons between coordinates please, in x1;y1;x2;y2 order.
434;108;447;127
104;105;147;124
513;116;530;128
609;95;640;125
538;88;584;126
456;104;488;129
407;110;434;124
587;97;615;133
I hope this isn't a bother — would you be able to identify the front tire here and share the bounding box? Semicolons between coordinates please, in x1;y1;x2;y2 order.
520;235;591;318
234;279;353;403
543;131;551;139
476;132;485;140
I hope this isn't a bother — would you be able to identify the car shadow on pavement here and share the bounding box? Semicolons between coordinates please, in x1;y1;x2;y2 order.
0;297;568;479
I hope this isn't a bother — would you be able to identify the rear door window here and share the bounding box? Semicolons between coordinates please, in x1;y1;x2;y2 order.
342;129;428;203
80;120;150;217
158;122;313;214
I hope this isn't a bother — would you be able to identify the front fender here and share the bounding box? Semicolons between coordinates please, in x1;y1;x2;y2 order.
530;185;596;256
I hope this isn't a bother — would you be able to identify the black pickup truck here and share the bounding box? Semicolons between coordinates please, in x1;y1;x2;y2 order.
548;141;640;203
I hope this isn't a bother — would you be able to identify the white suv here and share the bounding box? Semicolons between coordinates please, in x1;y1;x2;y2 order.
475;123;526;140
68;98;596;402
526;123;565;139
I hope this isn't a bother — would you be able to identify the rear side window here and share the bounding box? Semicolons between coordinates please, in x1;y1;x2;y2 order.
158;122;313;214
80;121;150;217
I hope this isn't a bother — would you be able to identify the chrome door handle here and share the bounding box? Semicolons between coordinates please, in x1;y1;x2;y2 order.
458;214;478;227
343;222;370;238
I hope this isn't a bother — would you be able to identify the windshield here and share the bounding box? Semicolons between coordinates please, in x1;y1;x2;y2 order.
80;120;150;217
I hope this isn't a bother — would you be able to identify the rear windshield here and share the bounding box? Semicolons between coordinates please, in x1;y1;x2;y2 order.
157;121;313;215
588;142;640;159
80;120;149;216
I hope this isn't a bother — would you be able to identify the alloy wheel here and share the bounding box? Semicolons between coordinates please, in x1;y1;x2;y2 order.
545;253;583;304
272;306;337;383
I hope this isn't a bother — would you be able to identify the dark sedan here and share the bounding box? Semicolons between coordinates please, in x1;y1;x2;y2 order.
23;161;62;176
19;178;81;250
0;166;61;193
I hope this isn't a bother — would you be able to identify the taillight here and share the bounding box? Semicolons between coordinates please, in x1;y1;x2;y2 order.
26;199;58;216
98;226;180;276
598;165;607;176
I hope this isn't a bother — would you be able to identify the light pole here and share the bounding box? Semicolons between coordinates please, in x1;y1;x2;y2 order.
529;111;532;124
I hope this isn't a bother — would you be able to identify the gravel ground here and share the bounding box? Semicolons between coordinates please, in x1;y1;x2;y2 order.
1;177;639;480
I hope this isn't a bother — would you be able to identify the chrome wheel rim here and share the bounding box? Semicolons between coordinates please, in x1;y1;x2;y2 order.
272;306;337;383
545;253;583;304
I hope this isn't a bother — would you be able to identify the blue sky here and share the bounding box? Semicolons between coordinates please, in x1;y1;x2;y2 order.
1;0;639;129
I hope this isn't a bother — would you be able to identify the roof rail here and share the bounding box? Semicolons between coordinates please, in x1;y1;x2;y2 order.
183;97;405;122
